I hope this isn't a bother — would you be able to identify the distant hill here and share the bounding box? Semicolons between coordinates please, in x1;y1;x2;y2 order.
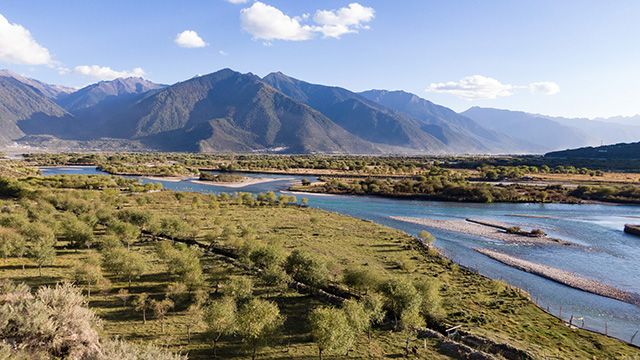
461;107;597;151
99;69;383;153
359;90;540;153
56;77;166;136
0;69;74;100
545;141;640;159
262;72;450;153
0;77;76;144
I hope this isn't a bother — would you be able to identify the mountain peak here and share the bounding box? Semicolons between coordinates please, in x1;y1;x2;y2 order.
0;69;75;99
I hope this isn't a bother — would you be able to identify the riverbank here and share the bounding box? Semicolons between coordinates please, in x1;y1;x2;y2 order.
191;176;295;188
475;248;640;307
391;216;575;245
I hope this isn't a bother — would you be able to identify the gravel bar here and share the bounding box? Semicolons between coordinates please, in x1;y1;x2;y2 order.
391;216;573;245
475;248;640;307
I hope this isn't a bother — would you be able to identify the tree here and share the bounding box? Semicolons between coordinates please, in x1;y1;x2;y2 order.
343;266;380;294
167;282;188;314
205;296;237;358
63;217;95;249
24;223;56;276
361;293;385;341
250;245;284;270
107;219;141;251
73;254;102;297
97;277;112;301
417;230;435;245
117;288;130;309
309;306;354;360
184;304;205;344
226;276;254;303
153;298;174;333
236;298;284;360
414;279;445;328
285;249;328;288
0;227;21;263
378;278;421;329
133;293;152;324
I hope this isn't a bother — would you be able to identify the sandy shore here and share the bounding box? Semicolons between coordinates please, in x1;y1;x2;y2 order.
390;216;573;245
475;248;640;307
190;177;295;188
143;176;198;182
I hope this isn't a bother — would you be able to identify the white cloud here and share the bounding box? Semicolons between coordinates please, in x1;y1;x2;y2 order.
239;2;374;42
240;2;315;41
0;13;52;65
313;3;375;38
427;75;514;100
528;81;560;95
219;50;228;56
174;30;208;48
57;67;70;75
227;0;250;3
74;65;146;80
427;76;561;100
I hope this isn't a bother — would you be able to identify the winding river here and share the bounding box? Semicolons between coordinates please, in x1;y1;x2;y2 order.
40;166;640;345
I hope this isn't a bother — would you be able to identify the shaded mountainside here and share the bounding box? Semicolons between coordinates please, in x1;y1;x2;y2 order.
462;107;598;152
56;77;166;136
0;77;76;144
359;90;540;153
545;141;640;159
263;72;454;154
0;69;74;100
100;69;383;153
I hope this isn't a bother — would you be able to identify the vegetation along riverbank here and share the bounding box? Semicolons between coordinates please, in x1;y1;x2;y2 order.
0;171;638;359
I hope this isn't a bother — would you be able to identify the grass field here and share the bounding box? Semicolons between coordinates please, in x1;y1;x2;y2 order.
2;189;639;359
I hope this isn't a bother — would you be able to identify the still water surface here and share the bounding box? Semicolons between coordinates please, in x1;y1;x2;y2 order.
40;166;640;344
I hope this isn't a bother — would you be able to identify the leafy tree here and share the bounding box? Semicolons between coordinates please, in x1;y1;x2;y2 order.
250;244;284;270
63;216;95;249
378;278;421;329
160;217;188;242
342;266;380;294
167;282;188;314
285;249;328;288
226;276;254;303
153;298;174;333
97;277;112;301
205;296;237;358
309;306;354;360
414;279;445;327
73;254;102;297
417;230;435;245
117;288;130;309
184;304;205;344
236;298;284;360
0;227;21;263
107;219;141;250
24;223;56;276
133;293;152;324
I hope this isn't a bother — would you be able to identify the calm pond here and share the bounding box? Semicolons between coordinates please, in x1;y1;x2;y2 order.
40;166;640;344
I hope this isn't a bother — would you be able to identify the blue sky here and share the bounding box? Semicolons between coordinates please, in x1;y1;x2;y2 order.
0;0;639;119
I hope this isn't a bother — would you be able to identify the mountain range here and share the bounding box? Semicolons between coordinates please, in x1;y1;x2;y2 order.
0;68;638;154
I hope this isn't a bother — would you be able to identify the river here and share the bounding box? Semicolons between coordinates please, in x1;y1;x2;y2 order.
40;166;640;344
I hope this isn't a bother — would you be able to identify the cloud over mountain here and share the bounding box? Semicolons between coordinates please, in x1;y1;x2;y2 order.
240;2;374;42
174;30;208;48
74;65;146;81
0;13;52;65
428;76;560;100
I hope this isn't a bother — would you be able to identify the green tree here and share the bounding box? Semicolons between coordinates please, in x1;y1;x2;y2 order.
205;296;237;358
0;227;21;263
107;219;141;251
342;266;380;294
73;253;102;297
417;230;435;245
236;298;284;360
63;216;95;249
133;293;151;324
378;278;421;329
285;249;328;288
117;288;130;309
250;245;284;270
153;298;175;333
184;304;205;344
309;306;354;360
24;223;56;276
